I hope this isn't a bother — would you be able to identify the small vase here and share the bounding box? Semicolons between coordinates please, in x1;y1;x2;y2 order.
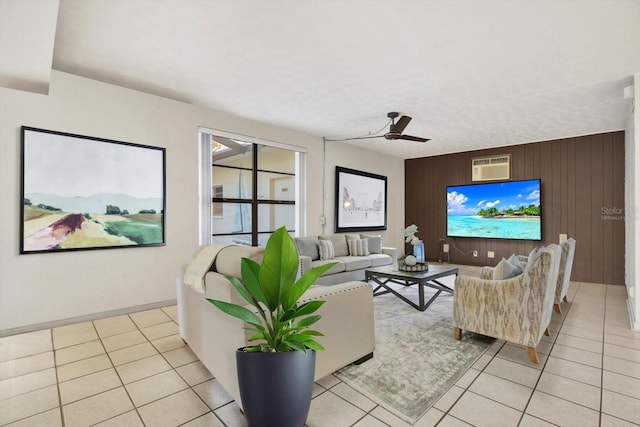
413;240;425;263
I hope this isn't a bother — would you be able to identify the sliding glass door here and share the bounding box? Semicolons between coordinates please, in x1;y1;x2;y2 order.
200;131;302;246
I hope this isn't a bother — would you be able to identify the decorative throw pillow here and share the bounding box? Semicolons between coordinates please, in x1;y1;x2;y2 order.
319;235;349;257
345;234;360;242
359;234;382;254
507;253;523;269
295;237;320;261
348;239;370;256
492;258;523;280
318;239;335;260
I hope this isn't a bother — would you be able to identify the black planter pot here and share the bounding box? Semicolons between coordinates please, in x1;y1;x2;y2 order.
236;349;316;427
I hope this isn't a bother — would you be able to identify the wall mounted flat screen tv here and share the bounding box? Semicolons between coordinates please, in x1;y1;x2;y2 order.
447;179;541;240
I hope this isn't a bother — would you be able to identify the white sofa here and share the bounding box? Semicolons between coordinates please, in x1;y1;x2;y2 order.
176;245;376;409
296;234;398;286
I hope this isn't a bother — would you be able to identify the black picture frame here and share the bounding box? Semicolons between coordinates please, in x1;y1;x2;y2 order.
20;126;166;254
335;166;387;232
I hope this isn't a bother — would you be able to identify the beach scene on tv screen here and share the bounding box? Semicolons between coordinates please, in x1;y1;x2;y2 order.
447;180;541;240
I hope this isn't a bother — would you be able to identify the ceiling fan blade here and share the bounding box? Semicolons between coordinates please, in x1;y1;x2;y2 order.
396;134;430;143
391;115;412;134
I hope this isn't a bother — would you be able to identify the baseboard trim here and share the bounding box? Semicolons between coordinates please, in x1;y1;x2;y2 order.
0;299;177;338
627;298;640;331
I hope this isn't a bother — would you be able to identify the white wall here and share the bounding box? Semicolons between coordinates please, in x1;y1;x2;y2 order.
0;71;404;332
626;73;640;330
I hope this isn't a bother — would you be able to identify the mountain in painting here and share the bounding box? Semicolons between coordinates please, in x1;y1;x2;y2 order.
25;193;163;215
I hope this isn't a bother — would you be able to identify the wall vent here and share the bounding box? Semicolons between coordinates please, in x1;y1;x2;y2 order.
471;155;511;181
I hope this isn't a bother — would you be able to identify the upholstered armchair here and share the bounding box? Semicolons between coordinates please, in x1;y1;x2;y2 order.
453;244;562;364
551;238;576;314
516;239;576;314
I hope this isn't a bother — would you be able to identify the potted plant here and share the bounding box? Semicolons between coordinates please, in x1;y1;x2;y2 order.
207;226;337;427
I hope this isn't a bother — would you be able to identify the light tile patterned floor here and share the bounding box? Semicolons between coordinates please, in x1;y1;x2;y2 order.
1;270;639;426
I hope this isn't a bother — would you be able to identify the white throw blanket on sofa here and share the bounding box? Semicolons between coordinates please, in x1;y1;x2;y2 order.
183;244;232;293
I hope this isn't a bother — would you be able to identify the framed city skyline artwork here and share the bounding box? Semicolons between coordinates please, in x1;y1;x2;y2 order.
335;166;387;232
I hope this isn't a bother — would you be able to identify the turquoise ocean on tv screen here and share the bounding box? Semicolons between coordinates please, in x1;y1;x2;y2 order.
447;216;541;240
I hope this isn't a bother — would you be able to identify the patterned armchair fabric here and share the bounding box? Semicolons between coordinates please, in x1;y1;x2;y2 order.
554;238;576;313
453;244;562;363
515;239;576;313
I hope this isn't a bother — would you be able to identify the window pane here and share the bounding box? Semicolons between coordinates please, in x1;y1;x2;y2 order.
212;167;253;199
212;234;252;246
258;145;295;174
212;203;252;234
212;137;253;163
258;204;295;232
256;231;295;247
257;172;295;201
212;186;223;217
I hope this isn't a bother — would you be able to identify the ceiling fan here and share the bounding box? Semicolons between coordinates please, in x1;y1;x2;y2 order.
361;112;430;143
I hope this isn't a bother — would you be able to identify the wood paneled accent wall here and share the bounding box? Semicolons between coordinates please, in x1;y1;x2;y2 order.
405;131;625;285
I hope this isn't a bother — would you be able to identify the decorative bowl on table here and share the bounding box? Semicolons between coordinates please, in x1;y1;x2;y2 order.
398;260;429;272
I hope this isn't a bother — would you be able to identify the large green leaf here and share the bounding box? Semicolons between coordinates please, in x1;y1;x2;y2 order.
284;262;337;309
260;227;299;311
297;315;321;328
225;276;259;309
206;299;262;328
294;301;325;317
304;340;325;351
240;258;268;306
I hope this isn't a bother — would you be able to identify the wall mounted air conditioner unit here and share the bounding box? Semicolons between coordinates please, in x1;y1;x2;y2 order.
471;155;511;182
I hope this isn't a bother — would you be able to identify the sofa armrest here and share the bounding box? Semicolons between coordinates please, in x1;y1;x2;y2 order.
299;255;312;276
480;266;494;280
300;281;375;379
381;247;397;265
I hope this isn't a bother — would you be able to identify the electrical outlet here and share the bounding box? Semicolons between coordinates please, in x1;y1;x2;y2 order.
488;251;495;258
559;233;568;243
473;250;478;257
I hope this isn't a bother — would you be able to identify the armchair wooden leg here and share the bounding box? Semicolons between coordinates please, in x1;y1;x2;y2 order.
554;303;562;315
544;328;550;336
563;296;568;303
526;347;540;364
454;327;462;340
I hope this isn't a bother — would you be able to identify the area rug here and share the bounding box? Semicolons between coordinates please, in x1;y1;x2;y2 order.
334;283;493;424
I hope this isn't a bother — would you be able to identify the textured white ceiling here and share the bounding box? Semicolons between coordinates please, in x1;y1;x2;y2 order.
50;0;640;158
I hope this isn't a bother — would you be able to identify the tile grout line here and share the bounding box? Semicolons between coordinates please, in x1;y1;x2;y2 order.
52;327;66;427
599;285;608;427
515;282;579;426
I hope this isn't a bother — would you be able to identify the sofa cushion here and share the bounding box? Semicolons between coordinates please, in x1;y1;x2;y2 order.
311;259;345;275
319;235;349;257
215;246;265;279
335;256;372;271
360;234;382;254
369;253;392;267
348;239;370;256
295;236;320;260
318;239;335;260
492;257;523;280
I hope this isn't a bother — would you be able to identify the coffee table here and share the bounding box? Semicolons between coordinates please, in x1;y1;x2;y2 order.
365;264;458;311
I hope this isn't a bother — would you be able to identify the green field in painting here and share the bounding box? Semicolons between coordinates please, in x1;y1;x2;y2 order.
104;218;163;244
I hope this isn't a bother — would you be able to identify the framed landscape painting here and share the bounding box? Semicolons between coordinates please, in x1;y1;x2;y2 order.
21;126;166;254
335;166;387;232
